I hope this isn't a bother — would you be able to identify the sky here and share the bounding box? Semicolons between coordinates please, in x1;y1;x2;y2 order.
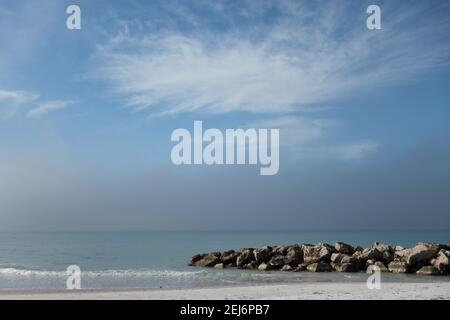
0;0;450;231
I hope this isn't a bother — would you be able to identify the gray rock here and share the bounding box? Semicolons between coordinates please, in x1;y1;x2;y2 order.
272;245;289;255
236;249;255;267
335;242;354;255
193;253;221;267
433;250;449;273
307;262;332;272
395;245;405;251
331;253;345;263
332;263;360;272
280;265;293;272
258;262;273;271
242;261;258;270
365;259;375;267
341;254;358;264
395;244;438;266
268;255;287;268
367;261;388;272
354;248;383;263
382;251;394;264
372;242;393;253
303;244;334;264
221;251;240;264
293;263;308;272
416;265;440;275
388;261;409;273
285;246;303;265
214;263;225;269
253;247;272;263
188;253;205;266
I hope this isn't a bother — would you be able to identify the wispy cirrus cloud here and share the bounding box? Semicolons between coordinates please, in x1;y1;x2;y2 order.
249;116;335;145
248;115;377;160
0;89;38;105
0;89;73;120
0;89;39;119
94;1;450;116
26;100;74;118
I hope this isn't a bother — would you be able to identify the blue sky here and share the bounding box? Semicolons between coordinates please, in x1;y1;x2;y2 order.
0;0;450;231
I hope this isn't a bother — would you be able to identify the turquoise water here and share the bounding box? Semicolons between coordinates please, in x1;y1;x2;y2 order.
0;231;449;290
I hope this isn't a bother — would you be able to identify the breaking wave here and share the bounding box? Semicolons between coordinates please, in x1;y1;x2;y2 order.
0;267;208;278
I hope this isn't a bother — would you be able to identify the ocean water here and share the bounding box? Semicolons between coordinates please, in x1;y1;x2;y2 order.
0;231;449;290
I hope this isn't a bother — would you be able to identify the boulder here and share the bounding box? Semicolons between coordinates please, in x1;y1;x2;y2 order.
188;253;205;266
221;251;240;264
281;265;293;272
214;263;225;269
395;244;439;266
293;263;308;272
307;262;332;272
341;255;358;264
416;266;440;276
437;244;450;251
354;248;383;263
193;253;221;267
258;262;273;271
253;247;272;263
242;261;258;270
382;251;394;264
332;263;360;272
331;253;345;263
367;261;388;273
285;246;303;265
365;259;375;268
268;255;287;268
372;242;393;253
433;250;449;273
395;245;405;251
335;242;354;255
303;244;334;263
388;261;409;273
272;245;289;255
418;242;450;252
236;249;255;268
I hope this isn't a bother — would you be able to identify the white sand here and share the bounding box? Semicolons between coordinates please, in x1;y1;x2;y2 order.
1;282;449;300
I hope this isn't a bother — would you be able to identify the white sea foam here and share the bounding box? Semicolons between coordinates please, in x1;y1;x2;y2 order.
0;268;207;278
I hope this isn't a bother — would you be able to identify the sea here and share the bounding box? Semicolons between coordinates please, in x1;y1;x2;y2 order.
0;231;449;291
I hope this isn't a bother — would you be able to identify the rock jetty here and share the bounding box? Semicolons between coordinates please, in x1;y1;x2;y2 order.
189;242;450;275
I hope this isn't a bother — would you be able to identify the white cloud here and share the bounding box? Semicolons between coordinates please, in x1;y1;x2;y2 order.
247;115;377;160
248;116;335;146
0;89;39;119
94;1;450;116
0;90;38;104
26;100;74;118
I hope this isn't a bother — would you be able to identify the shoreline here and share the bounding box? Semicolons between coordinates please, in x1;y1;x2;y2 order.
1;282;449;300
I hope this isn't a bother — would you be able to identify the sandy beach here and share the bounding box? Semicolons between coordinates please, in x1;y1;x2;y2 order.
1;282;449;300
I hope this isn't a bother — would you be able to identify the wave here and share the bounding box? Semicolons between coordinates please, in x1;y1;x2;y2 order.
0;267;208;278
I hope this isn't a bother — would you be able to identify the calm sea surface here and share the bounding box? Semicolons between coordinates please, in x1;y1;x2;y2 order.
0;231;449;290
